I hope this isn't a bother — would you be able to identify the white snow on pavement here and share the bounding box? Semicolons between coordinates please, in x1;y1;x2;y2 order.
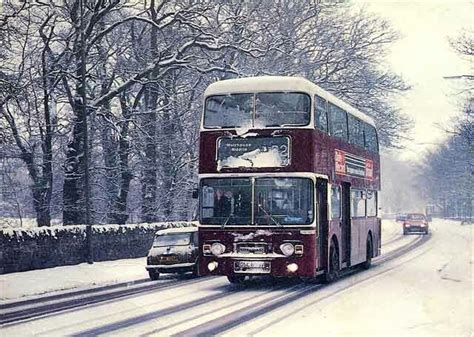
0;219;472;337
0;258;148;301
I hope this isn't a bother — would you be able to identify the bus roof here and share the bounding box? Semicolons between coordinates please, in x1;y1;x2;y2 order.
204;76;375;127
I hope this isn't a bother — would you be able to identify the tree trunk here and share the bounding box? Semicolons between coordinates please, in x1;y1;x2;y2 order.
38;41;54;227
160;74;175;219
109;94;133;225
140;84;159;223
63;108;86;225
100;102;119;223
63;6;89;225
141;0;159;223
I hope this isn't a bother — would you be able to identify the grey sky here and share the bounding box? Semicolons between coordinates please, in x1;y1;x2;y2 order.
352;0;473;161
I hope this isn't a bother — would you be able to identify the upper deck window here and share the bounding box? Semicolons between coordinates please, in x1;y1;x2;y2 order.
348;115;365;147
255;92;310;127
204;94;253;128
364;124;379;153
315;95;328;132
328;103;348;140
203;92;311;129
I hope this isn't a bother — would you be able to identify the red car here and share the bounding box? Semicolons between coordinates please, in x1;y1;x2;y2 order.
403;213;429;235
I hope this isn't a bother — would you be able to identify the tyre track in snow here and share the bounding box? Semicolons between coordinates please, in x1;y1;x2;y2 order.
0;278;149;310
240;234;433;336
382;231;405;246
71;280;301;337
171;233;431;337
0;232;429;334
380;220;406;246
0;276;210;325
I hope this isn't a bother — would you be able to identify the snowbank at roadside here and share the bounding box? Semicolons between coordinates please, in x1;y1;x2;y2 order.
0;257;148;301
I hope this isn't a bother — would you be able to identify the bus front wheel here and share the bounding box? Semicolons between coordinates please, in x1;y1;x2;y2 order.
227;275;245;284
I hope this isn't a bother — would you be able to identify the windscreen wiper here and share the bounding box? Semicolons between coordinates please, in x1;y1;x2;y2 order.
257;204;282;227
221;213;233;229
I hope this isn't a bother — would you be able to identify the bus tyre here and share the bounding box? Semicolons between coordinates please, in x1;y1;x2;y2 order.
323;242;339;283
362;236;373;270
192;263;199;278
227;275;245;284
148;270;160;281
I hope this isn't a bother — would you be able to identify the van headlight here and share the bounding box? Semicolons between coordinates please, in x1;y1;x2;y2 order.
211;243;226;256
280;243;295;256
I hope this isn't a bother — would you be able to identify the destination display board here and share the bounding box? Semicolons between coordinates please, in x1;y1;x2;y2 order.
217;136;290;168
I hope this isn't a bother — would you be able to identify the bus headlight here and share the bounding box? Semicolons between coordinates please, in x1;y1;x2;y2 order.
211;243;226;256
208;261;218;271
280;243;295;256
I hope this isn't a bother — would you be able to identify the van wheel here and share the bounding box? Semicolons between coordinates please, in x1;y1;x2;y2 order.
362;236;373;270
323;241;339;283
148;270;160;281
227;275;245;284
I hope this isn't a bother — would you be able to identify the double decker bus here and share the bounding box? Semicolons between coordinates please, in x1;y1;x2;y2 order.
197;76;381;283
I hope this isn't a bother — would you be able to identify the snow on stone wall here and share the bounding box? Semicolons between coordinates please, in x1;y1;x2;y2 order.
0;221;196;274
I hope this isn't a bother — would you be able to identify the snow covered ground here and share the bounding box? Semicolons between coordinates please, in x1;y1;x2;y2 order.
0;257;149;301
1;219;472;337
241;219;473;337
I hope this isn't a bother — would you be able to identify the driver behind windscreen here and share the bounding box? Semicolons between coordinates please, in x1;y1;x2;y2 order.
214;189;233;217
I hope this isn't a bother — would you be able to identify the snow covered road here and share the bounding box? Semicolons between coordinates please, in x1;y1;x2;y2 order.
1;219;472;336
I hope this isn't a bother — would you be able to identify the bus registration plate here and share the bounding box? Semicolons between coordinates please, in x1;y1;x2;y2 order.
234;261;271;274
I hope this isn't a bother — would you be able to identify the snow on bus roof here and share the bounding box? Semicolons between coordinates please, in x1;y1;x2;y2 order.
204;76;375;127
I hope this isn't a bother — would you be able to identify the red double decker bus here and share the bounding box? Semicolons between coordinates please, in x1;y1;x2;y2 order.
197;76;381;283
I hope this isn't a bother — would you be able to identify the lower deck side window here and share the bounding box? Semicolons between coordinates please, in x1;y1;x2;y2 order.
366;190;377;217
351;189;366;217
331;186;341;219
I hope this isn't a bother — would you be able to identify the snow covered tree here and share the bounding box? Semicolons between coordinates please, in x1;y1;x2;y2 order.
1;0;411;225
0;2;62;226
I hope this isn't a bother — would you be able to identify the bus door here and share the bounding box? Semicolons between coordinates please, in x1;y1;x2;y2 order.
341;182;351;267
316;178;328;271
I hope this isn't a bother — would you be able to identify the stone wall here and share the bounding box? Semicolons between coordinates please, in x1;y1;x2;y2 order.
0;222;195;274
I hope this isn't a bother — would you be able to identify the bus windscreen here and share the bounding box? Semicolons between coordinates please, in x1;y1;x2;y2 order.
200;177;314;226
255;178;313;225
